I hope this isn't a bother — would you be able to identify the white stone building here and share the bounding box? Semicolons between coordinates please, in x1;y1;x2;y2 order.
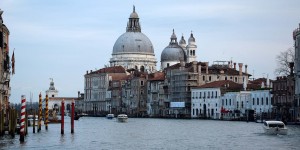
191;87;221;119
44;79;79;114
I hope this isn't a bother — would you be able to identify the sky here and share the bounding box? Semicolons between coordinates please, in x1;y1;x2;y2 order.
0;0;299;103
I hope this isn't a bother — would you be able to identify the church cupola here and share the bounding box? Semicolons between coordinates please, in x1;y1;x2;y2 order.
169;29;178;45
126;6;141;32
179;34;186;49
188;31;196;45
186;31;197;63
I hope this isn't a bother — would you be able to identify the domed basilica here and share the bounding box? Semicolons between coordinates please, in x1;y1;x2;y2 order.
110;6;197;72
110;6;157;73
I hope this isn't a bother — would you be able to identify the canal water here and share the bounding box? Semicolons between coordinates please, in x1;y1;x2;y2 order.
1;117;300;150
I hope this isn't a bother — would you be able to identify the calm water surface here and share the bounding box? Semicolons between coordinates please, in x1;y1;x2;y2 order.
1;117;300;150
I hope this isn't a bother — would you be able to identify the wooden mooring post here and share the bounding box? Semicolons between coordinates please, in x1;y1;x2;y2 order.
61;99;64;135
45;95;49;130
0;110;3;136
71;99;74;134
38;93;42;132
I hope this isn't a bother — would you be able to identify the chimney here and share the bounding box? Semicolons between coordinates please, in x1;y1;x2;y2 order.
228;61;230;68
198;64;202;75
245;65;248;74
234;63;236;70
193;61;197;73
78;91;80;98
238;63;243;76
86;70;88;74
289;62;294;76
205;62;209;74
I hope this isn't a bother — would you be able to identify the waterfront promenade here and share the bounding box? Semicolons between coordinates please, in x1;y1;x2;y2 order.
1;117;300;149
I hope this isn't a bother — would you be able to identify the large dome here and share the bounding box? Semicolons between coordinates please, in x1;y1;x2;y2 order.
112;32;154;54
161;45;186;62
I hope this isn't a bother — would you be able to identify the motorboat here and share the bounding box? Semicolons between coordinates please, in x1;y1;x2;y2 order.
106;114;114;119
27;115;44;126
117;114;128;122
263;121;288;135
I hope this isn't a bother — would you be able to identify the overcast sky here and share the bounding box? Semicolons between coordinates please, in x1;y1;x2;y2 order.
1;0;299;103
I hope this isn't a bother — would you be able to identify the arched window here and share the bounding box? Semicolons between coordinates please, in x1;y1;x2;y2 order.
261;97;264;105
253;98;255;105
226;99;228;106
266;97;269;105
193;109;195;115
229;99;231;105
196;109;199;116
241;101;244;108
257;98;259;105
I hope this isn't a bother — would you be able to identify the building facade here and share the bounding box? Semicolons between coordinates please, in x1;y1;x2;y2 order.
83;66;127;115
293;23;300;121
0;9;12;114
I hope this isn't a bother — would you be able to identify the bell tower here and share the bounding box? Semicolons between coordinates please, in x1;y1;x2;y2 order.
186;31;197;63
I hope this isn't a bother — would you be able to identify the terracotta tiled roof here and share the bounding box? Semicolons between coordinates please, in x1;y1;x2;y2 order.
110;74;129;81
198;80;242;90
49;97;80;101
148;72;165;81
164;61;251;76
88;66;126;74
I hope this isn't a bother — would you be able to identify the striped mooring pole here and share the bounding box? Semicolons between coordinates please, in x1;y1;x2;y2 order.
20;95;26;142
61;99;64;135
45;95;49;130
38;93;42;132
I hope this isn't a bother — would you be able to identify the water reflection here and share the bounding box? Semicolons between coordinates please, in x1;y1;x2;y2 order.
1;118;300;149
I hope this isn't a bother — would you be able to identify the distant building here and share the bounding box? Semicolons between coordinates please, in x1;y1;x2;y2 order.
191;80;272;120
83;66;127;115
293;23;300;121
0;9;12;113
147;72;165;117
44;79;80;115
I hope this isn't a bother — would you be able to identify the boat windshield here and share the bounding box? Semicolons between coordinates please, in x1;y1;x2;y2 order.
268;124;284;128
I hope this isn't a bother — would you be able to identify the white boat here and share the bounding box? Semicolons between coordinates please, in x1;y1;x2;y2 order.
27;115;44;126
263;121;288;135
106;114;114;119
117;114;128;122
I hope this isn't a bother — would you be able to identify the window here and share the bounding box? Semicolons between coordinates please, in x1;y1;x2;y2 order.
257;98;259;105
266;97;269;105
141;81;144;86
261;98;264;105
229;99;231;105
211;91;214;98
203;76;205;81
200;92;202;98
209;76;211;81
225;77;227;80
236;101;239;109
222;99;224;106
167;63;170;67
226;99;227;106
253;98;255;105
241;101;244;108
215;91;218;98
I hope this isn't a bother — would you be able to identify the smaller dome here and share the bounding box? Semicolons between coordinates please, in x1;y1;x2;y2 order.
161;45;186;62
130;12;139;18
188;32;195;44
179;35;186;45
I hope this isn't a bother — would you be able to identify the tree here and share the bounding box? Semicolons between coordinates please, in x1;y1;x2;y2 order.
275;47;295;76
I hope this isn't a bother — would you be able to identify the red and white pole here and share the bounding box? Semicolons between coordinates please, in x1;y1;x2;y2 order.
61;99;64;135
71;99;74;133
20;95;26;142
